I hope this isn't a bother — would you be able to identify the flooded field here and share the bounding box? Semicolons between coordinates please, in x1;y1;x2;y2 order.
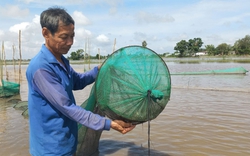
0;62;249;156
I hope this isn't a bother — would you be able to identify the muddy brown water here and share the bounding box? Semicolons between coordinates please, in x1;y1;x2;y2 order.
0;62;249;156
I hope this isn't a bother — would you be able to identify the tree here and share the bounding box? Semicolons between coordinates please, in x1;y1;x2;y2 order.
174;40;188;57
188;38;203;56
216;43;230;55
234;35;250;55
142;40;147;47
69;49;84;60
96;54;105;59
174;38;203;57
205;44;216;55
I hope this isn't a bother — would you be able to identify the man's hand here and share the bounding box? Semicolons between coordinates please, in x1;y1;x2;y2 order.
98;64;102;70
111;120;136;134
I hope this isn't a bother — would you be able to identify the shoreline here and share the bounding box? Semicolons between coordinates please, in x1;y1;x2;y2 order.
2;55;250;65
163;55;250;63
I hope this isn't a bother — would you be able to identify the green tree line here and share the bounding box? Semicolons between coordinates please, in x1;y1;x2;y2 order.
68;35;250;60
173;35;250;57
67;49;106;60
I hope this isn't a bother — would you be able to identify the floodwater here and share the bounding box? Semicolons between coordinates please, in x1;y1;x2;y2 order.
0;62;250;156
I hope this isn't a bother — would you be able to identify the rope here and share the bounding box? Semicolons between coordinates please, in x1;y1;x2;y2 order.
147;90;151;156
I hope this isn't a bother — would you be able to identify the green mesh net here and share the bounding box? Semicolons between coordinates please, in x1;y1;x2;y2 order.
95;45;171;124
171;66;248;75
0;80;20;98
76;84;103;156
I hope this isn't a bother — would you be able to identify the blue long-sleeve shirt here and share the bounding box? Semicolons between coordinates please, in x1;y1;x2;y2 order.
26;44;111;156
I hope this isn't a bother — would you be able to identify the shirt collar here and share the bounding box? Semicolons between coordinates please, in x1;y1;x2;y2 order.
41;44;70;67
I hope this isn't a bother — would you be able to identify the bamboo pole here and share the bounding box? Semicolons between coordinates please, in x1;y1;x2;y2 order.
18;30;22;84
88;38;90;70
2;41;8;81
84;39;87;71
98;48;100;64
0;41;3;86
12;44;16;79
112;38;116;53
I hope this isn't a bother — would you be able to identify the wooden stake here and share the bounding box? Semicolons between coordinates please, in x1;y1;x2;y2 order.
113;38;116;53
98;48;100;64
88;38;90;70
12;44;16;79
2;41;8;81
0;41;3;86
18;30;22;84
84;39;87;71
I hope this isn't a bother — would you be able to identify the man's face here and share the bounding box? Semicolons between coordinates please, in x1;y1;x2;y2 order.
45;22;75;56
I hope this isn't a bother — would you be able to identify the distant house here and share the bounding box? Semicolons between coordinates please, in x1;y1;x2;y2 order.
195;51;207;56
163;52;171;57
229;51;236;55
174;52;180;56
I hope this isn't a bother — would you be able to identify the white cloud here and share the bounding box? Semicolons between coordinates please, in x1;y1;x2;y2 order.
0;5;29;19
133;32;147;42
18;0;35;4
9;22;30;33
106;0;122;14
1;0;250;58
0;30;4;36
73;28;92;50
32;15;40;24
3;15;43;59
135;11;175;24
75;28;92;39
72;11;91;25
109;7;118;15
96;34;109;43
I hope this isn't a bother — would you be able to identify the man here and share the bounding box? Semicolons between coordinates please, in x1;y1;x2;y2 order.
26;6;135;156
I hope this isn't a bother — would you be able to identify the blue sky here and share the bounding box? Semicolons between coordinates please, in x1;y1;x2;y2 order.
0;0;250;59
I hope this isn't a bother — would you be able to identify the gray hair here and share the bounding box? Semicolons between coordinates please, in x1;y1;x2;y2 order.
40;6;75;35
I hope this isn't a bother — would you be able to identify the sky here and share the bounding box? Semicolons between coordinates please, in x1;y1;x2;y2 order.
0;0;250;59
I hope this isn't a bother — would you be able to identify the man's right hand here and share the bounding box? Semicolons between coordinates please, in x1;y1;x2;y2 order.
111;120;136;134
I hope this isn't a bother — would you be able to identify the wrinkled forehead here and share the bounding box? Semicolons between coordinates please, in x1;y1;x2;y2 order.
56;22;75;34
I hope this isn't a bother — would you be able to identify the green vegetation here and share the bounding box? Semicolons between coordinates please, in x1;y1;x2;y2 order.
66;35;250;61
172;35;250;57
67;49;84;60
234;35;250;55
67;48;106;61
174;38;203;57
142;40;147;47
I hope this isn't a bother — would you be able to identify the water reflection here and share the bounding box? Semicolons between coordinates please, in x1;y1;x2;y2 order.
0;62;250;156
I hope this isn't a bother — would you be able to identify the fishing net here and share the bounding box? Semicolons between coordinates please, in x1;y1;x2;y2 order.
1;41;21;98
77;45;171;155
76;84;104;156
171;66;248;75
0;80;20;98
95;45;171;124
